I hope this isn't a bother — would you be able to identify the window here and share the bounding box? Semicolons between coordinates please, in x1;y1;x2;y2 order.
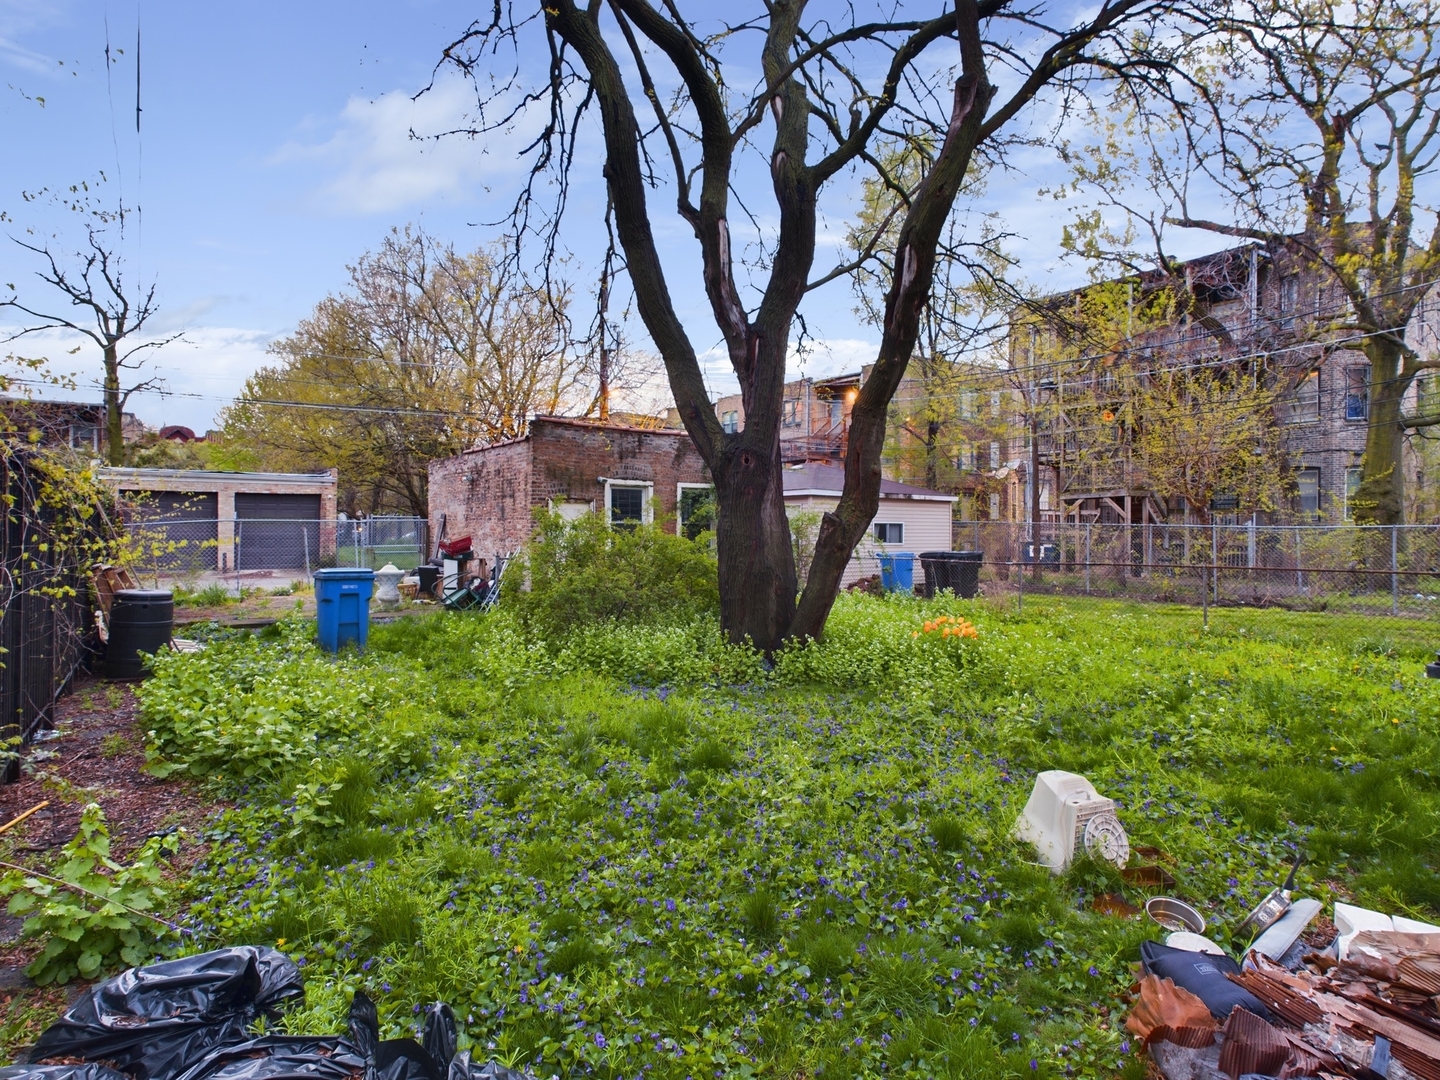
551;499;592;522
1344;467;1363;522
605;481;652;529
719;409;740;433
960;392;977;419
1280;275;1299;313
989;441;1000;469
873;522;903;544
69;423;98;451
1294;467;1321;516
782;399;801;427
1285;371;1320;424
677;483;714;540
987;493;1001;519
1344;367;1369;421
990;391;1002;418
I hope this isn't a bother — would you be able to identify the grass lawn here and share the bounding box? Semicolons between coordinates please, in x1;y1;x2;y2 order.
137;594;1439;1080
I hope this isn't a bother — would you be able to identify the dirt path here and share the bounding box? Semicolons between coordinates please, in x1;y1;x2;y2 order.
0;676;219;1062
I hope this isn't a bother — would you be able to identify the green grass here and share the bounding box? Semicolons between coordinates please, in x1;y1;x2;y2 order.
140;594;1440;1080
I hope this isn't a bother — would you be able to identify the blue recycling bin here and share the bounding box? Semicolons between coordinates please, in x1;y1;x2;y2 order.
314;568;375;653
877;552;915;593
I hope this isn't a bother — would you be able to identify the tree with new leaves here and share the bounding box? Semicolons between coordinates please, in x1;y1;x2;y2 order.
2;185;178;465
1015;279;1288;523
846;141;1015;496
437;0;1207;648
223;227;589;516
1063;0;1440;524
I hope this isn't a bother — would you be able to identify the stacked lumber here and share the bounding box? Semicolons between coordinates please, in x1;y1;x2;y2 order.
1132;933;1440;1079
92;564;139;615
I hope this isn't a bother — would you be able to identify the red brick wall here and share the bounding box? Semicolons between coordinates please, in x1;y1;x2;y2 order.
426;418;711;561
427;439;533;564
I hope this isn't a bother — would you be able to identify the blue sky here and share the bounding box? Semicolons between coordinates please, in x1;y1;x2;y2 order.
0;1;1168;432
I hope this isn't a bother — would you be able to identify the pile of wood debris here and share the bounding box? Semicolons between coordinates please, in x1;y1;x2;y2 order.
1129;930;1440;1079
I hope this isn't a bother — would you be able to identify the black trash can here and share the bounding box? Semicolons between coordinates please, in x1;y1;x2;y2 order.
415;564;440;598
104;589;174;679
918;551;984;599
953;550;983;599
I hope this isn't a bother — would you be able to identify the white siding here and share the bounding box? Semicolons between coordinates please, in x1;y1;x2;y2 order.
785;494;954;587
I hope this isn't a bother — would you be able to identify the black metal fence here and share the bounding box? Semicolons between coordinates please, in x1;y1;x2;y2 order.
1;454;91;780
943;520;1440;623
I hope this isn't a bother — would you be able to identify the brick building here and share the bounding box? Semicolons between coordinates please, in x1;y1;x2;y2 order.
709;373;861;464
98;466;339;571
1;398;144;453
427;416;712;561
1008;242;1389;526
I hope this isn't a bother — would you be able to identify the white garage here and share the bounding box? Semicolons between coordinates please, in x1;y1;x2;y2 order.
781;463;958;587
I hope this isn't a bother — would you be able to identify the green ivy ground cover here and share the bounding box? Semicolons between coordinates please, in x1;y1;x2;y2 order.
138;595;1440;1080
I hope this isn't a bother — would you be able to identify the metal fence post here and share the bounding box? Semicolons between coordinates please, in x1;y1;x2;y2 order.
234;517;243;595
1295;526;1302;591
1084;522;1092;594
303;527;311;577
1202;560;1209;629
1392;524;1400;616
1211;521;1219;604
1016;534;1024;614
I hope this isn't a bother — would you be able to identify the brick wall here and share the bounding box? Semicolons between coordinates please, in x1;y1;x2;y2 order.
427;438;534;564
427;417;712;560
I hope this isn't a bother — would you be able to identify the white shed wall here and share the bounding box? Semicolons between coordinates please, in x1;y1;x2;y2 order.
785;494;954;587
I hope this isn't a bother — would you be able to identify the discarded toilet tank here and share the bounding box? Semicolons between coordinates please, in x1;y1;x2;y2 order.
1014;769;1130;872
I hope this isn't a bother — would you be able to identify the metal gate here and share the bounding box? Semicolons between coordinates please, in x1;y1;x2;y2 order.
235;494;322;570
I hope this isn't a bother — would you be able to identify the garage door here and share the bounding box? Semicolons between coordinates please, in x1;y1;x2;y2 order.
235;493;322;570
121;491;219;572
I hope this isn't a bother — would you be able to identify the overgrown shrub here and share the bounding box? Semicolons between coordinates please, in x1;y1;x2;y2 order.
504;511;719;638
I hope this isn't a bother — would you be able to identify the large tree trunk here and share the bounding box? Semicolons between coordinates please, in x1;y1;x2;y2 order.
1353;338;1408;525
713;434;798;648
103;343;124;465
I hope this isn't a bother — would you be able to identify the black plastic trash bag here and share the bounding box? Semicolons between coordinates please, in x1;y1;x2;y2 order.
176;994;443;1080
24;948;304;1080
0;1065;133;1080
169;1036;366;1080
444;1054;526;1080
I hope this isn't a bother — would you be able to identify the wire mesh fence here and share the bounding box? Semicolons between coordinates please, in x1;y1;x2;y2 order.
930;520;1440;626
1;454;90;778
118;516;429;582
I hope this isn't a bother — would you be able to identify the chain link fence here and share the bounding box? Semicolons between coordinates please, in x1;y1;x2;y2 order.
936;520;1440;625
119;515;429;584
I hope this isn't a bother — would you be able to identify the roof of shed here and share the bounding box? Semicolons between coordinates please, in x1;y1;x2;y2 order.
781;463;957;502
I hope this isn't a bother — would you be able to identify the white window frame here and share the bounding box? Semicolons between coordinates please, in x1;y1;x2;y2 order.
1294;467;1321;516
872;522;903;545
549;496;594;522
1285;370;1320;424
675;482;714;535
1343;466;1363;523
601;478;653;527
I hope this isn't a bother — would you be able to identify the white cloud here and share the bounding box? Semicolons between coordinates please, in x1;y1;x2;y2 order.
5;324;277;432
272;77;523;216
0;0;65;78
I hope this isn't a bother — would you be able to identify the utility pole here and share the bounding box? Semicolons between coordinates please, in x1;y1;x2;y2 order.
1030;387;1041;580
